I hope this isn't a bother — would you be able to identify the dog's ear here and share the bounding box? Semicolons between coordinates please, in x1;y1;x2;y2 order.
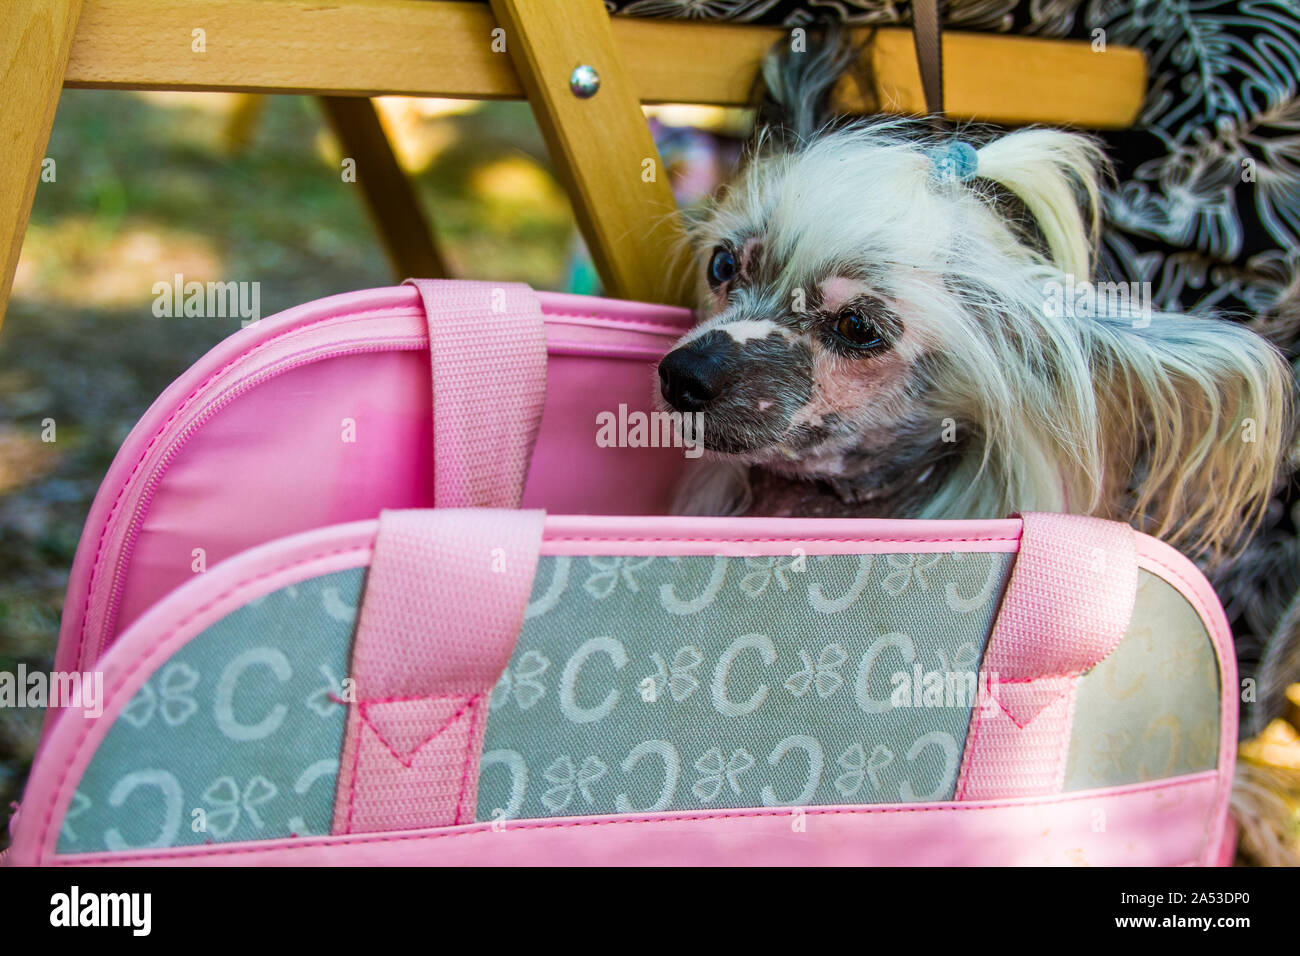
754;21;863;150
1086;310;1293;563
965;128;1291;561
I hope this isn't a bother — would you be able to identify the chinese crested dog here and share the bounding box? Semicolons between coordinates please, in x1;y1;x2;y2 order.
657;28;1300;864
658;32;1292;567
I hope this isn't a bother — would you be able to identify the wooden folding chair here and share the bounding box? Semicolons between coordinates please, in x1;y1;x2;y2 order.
0;0;1145;330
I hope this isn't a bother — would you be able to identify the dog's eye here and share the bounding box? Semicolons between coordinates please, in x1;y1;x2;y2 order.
832;309;886;350
707;247;736;289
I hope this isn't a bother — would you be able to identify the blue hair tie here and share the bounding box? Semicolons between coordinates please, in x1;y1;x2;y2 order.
927;141;979;183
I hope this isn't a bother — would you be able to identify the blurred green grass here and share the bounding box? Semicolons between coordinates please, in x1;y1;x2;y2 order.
0;89;577;843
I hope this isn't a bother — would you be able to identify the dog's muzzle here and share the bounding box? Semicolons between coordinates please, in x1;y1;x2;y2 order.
656;325;814;454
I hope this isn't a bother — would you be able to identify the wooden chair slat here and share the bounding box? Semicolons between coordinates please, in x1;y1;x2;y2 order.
2;0;86;332
62;1;1145;127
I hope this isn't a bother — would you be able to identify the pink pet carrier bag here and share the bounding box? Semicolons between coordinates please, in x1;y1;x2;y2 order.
7;279;1237;866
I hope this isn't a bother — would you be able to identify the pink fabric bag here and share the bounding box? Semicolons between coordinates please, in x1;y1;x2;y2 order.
8;280;1238;866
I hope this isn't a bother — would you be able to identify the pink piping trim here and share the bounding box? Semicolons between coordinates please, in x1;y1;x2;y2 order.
537;515;1023;556
541;312;693;337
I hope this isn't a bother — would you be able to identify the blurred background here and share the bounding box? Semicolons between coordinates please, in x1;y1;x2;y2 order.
0;90;745;842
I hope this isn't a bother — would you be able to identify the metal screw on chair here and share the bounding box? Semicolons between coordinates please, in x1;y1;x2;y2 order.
569;64;600;99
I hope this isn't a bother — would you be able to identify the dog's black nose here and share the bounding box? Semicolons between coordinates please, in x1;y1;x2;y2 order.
659;344;727;412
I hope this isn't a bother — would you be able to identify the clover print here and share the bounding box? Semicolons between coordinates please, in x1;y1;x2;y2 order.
247;583;299;606
202;775;278;839
541;755;608;811
584;556;655;599
835;744;894;798
491;650;551;711
692;747;754;803
739;556;797;597
932;642;980;675
881;553;943;596
305;663;345;717
644;645;704;702
1087;731;1136;779
119;662;200;729
785;643;848;698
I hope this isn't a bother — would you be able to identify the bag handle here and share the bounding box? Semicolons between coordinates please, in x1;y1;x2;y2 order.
912;0;944;118
404;278;548;509
955;512;1139;800
332;507;546;834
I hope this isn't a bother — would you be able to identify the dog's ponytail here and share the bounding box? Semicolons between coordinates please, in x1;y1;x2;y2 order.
974;129;1108;280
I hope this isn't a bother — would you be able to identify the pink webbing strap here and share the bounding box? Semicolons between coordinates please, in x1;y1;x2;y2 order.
332;508;545;834
955;512;1138;800
404;279;548;508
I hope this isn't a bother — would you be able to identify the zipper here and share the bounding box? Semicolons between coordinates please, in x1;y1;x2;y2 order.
86;335;424;668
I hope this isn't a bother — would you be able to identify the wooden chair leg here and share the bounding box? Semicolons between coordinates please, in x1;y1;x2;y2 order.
488;0;692;306
318;95;449;281
0;0;86;334
223;93;269;154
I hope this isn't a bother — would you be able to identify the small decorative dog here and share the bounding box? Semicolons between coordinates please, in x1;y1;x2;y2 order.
657;30;1292;565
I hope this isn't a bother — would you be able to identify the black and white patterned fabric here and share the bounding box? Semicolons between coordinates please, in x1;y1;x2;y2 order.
610;0;1300;689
